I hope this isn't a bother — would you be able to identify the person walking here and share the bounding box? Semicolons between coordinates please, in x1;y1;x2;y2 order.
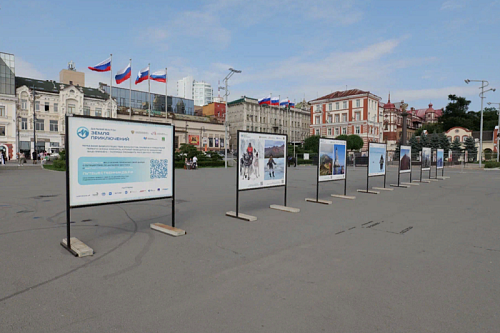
192;155;198;169
32;151;37;164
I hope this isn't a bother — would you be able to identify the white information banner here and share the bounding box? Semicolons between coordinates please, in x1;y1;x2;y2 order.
368;143;386;176
437;149;444;169
238;132;286;190
319;138;346;182
68;116;174;207
399;145;412;174
422;147;431;171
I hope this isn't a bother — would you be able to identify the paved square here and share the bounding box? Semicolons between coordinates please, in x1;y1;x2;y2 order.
0;166;498;332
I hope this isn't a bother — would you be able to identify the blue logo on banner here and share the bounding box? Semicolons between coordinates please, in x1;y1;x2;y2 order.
77;127;89;139
109;192;112;196
125;191;128;194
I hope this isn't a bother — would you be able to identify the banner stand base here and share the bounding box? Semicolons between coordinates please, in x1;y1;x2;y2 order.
330;194;356;200
390;184;409;188
428;179;439;182
413;180;430;183
372;187;393;191
226;211;257;221
270;204;300;213
437;176;449;179
61;237;93;257
357;189;380;194
401;182;419;186
305;198;332;205
150;223;186;237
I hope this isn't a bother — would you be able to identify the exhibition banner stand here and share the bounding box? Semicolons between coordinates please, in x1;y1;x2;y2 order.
391;145;412;188
226;131;299;222
427;149;440;181
62;115;183;257
306;139;353;205
357;142;389;194
415;147;432;183
436;148;447;179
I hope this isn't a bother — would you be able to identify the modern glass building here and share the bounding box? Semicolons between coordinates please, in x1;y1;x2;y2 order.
0;52;15;96
101;84;194;115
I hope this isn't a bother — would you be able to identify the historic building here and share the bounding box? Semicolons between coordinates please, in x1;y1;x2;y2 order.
309;89;383;151
227;96;310;151
0;52;17;159
15;77;117;158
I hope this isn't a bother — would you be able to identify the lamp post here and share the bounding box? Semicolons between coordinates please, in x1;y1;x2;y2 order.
220;68;241;168
465;79;496;167
487;102;500;162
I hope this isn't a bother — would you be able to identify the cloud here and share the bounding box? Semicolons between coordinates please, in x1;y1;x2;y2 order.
440;0;466;10
15;57;45;79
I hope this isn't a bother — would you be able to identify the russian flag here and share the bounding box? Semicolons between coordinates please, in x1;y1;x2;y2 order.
150;70;167;83
289;102;295;108
88;57;111;72
280;99;289;106
135;66;149;84
115;63;131;84
271;97;279;105
259;95;271;105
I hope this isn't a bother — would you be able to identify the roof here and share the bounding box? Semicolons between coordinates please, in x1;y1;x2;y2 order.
413;104;443;119
15;77;110;100
309;89;372;103
227;96;258;106
472;131;494;141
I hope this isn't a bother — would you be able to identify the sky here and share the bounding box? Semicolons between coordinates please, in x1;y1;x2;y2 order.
1;0;499;111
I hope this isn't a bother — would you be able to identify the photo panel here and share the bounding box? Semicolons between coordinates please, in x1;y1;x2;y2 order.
399;145;412;173
437;149;444;169
319;139;346;182
422;147;431;171
368;143;386;176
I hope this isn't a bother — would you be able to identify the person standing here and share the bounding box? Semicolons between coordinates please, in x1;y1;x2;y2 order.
192;155;198;169
267;154;276;178
32;150;37;164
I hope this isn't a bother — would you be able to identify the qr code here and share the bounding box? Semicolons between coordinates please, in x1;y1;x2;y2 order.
150;159;168;179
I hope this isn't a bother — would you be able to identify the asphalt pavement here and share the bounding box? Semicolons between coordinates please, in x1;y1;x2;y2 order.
0;165;499;332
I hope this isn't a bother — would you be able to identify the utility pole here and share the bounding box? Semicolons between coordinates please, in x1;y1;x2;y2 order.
220;68;241;168
32;85;37;162
487;102;500;162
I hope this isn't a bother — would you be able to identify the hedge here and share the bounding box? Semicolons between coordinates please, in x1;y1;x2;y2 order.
297;159;313;165
175;160;226;168
484;161;500;168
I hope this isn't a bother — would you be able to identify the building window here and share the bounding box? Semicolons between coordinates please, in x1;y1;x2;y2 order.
328;115;332;123
355;112;361;121
315;129;319;135
462;135;467;142
0;126;5;136
316;105;321;112
328;128;332;136
45;102;49;112
35;101;40;111
355;126;360;134
35;119;44;131
49;120;58;132
335;127;339;136
54;103;58;112
356;99;360;107
342;114;347;122
21;118;27;130
21;99;28;110
328;103;332;111
335;114;339;123
68;104;75;114
83;106;90;116
95;109;102;117
0;106;5;117
315;116;320;124
336;102;339;110
343;101;347;109
447;136;452;142
454;136;460;142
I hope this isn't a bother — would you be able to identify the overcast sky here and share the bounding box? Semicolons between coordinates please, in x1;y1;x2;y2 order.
1;0;499;110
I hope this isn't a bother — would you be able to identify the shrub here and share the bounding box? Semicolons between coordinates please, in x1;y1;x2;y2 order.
50;159;66;171
297;159;313;165
484;161;500;168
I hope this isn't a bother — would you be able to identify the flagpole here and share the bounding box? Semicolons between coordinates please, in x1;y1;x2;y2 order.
165;67;168;120
148;63;151;118
129;59;132;119
109;54;113;118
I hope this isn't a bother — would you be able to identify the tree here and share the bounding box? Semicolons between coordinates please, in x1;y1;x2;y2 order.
347;135;364;151
438;132;451;155
409;134;421;159
463;136;477;162
420;133;430;148
415;123;443;137
304;135;321;153
439;95;473;131
451;137;462;152
430;132;440;149
467;107;499;131
178;143;200;159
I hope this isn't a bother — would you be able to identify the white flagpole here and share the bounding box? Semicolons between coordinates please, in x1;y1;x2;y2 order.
165;67;168;119
129;59;132;119
148;63;151;118
109;53;113;118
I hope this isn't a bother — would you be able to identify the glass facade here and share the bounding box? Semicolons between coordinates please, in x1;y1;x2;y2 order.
0;52;15;95
103;85;194;115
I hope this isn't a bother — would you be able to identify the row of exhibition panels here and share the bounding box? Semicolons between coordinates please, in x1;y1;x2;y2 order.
61;116;447;257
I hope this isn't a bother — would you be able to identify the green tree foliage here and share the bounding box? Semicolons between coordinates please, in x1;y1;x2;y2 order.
467;107;499;131
430;132;440;149
304;135;321;153
439;95;473;131
451;137;462;151
463;136;477;161
347;135;364;151
420;133;430;148
178;143;199;159
415;123;443;137
438;132;451;154
409;135;421;158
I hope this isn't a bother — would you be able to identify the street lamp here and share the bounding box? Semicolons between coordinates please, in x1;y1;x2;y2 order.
465;79;496;167
220;68;241;168
487;102;500;162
